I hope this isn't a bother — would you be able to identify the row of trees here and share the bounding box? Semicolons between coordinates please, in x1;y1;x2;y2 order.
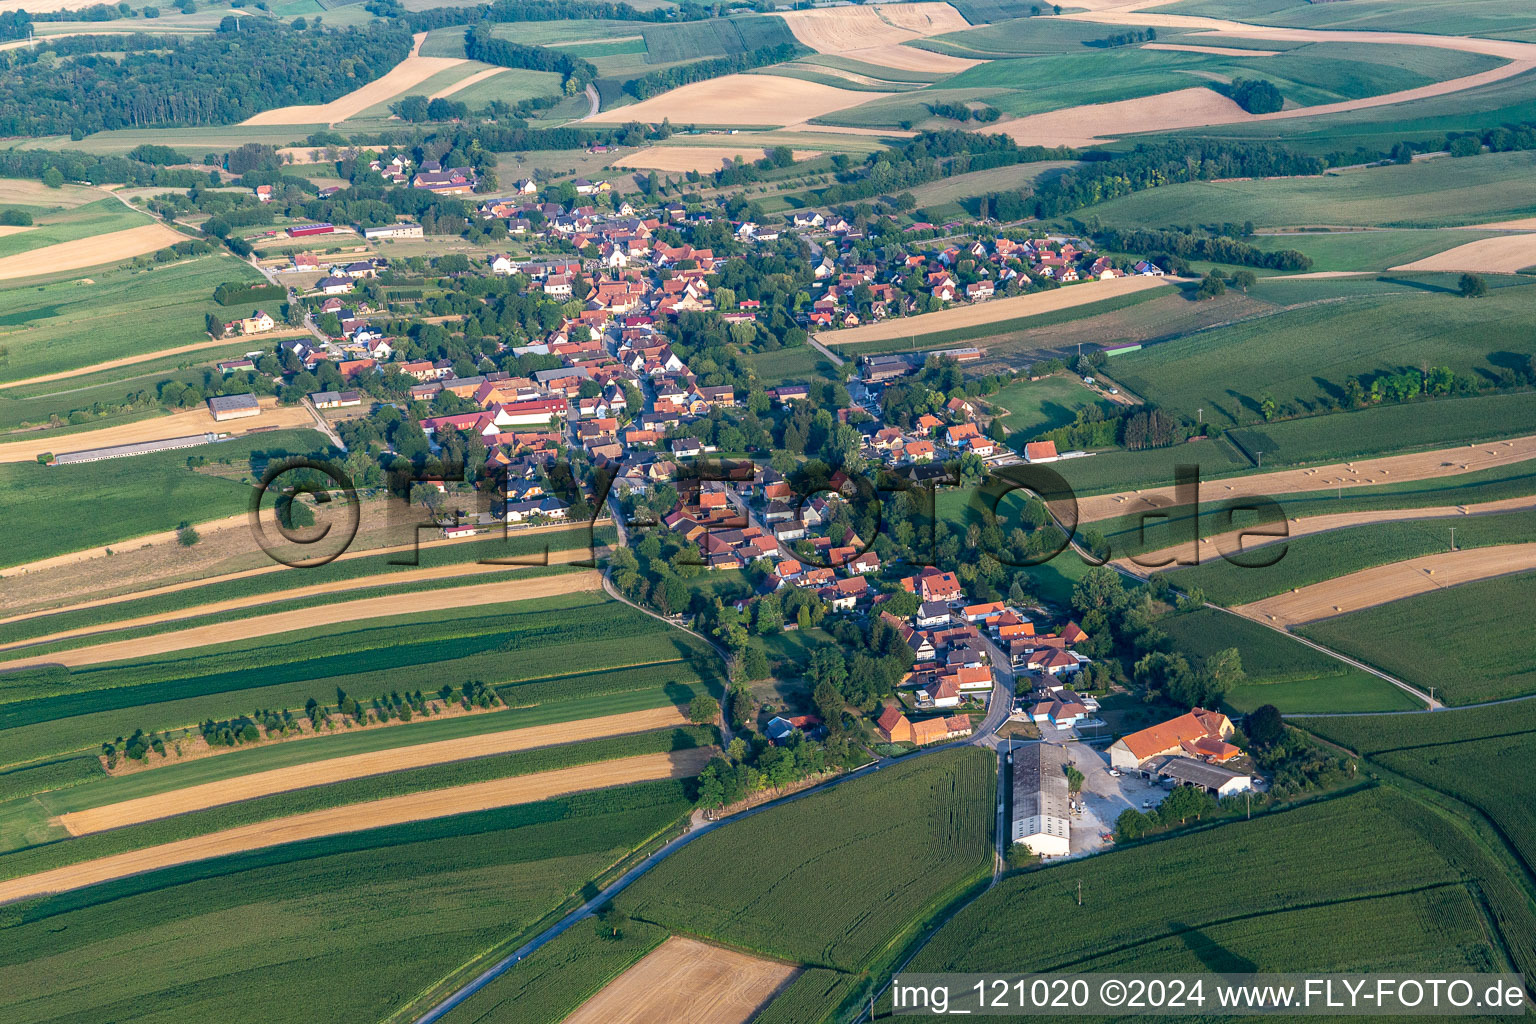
0;21;413;134
624;41;804;100
1095;226;1312;272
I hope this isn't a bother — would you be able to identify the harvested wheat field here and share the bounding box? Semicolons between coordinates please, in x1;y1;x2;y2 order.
589;75;891;126
1235;544;1536;627
243;33;465;125
0;180;102;207
610;146;822;173
60;705;692;836
0;223;188;282
1392;233;1536;273
0;400;313;465
0;547;598;653
993;86;1252;147
1116;495;1536;573
821;275;1173;344
0;750;712;905
0;570;602;669
565;936;800;1024
780;2;977;71
1461;217;1536;231
1079;437;1536;524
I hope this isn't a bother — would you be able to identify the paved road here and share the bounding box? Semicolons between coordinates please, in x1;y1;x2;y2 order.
300;396;346;451
411;517;1021;1022
807;334;845;368
582;83;599;119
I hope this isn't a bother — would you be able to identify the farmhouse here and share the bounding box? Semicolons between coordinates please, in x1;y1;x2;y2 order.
1011;742;1070;858
1024;440;1059;464
1108;708;1238;771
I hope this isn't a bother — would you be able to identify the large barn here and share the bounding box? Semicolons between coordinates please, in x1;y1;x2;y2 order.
1010;743;1070;858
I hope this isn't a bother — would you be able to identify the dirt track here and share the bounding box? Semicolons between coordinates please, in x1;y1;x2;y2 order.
0;547;598;653
1115;495;1536;572
1235;543;1536;627
0;223;188;281
0;518;597;621
588;75;891;126
59;705;692;836
430;66;504;101
1142;43;1279;57
1079;436;1536;524
0;401;314;464
610;146;822;173
242;33;466;125
780;2;976;71
564;936;800;1024
820;275;1174;344
1392;233;1536;273
0;570;602;670
0;750;712;906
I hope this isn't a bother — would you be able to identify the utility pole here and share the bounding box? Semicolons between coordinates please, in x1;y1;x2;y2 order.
1256;450;1264;468
1246;791;1251;820
1450;527;1456;551
1077;879;1083;906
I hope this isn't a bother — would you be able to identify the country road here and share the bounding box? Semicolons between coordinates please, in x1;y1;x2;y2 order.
411;498;1021;1023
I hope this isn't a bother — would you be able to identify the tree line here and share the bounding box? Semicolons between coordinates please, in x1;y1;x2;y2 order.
465;25;597;88
623;41;804;100
0;20;412;134
389;0;715;32
1095;226;1313;271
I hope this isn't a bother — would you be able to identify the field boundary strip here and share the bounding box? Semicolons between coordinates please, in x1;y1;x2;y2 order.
57;705;695;836
1078;436;1536;523
0;549;599;656
0;570;603;670
0;748;714;906
1233;542;1536;626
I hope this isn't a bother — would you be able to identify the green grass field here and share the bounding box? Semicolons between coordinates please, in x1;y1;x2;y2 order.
1298;572;1536;705
436;917;672;1024
1163;507;1536;606
0;781;694;1024
0;198;150;261
640;14;797;64
990;373;1114;440
1093;458;1536;567
1248;228;1503;272
1159;607;1420;713
0;725;713;869
0;427;328;572
1304;700;1536;885
1109;282;1536;428
0;591;724;767
621;748;994;972
1079;151;1536;229
1162;0;1536;40
742;344;832;385
0;252;263;385
898;787;1534;997
0;525;609;647
942;43;1502;120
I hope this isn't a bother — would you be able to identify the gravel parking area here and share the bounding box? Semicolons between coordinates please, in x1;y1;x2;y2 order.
1053;737;1168;857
